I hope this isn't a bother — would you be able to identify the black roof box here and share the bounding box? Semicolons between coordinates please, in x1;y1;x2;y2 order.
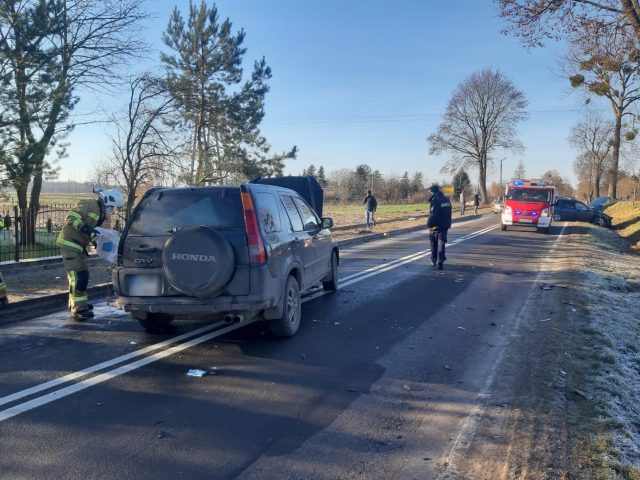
250;176;324;217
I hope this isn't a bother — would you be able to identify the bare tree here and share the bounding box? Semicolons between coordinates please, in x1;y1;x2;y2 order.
106;74;180;220
566;27;640;198
540;169;575;197
513;160;527;179
428;69;528;202
498;0;640;47
0;0;148;244
569;112;613;200
327;169;357;204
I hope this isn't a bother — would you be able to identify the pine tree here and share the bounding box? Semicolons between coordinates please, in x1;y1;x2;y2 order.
452;170;471;196
306;164;317;177
317;166;327;187
162;1;295;184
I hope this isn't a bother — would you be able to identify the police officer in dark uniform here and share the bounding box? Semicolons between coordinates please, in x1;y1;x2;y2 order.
427;184;452;270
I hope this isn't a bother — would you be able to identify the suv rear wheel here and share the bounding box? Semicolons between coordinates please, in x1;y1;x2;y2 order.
322;251;339;292
269;276;301;337
133;312;174;333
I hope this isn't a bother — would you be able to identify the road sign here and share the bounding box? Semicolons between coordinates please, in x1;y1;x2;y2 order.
442;185;454;195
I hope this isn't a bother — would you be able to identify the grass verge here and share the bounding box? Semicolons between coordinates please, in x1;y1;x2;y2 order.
604;201;640;250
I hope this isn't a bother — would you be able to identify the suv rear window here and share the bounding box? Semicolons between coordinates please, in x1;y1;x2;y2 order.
128;188;244;236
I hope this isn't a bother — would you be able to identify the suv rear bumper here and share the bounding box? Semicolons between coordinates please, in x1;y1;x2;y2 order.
117;296;274;316
112;265;284;317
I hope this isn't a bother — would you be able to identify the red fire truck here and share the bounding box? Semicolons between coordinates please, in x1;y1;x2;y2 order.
500;179;557;234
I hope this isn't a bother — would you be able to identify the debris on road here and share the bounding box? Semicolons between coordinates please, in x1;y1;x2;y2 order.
540;284;554;291
186;369;208;378
539;318;552;322
403;384;412;391
457;326;467;331
444;364;452;371
571;388;592;401
129;341;137;345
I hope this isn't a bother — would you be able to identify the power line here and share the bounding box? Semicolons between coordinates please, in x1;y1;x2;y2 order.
265;109;581;126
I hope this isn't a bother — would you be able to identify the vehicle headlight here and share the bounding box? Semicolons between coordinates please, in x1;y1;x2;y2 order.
541;208;549;217
504;206;512;215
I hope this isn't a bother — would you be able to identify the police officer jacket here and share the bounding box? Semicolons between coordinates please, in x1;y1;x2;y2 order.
56;199;105;253
427;193;452;230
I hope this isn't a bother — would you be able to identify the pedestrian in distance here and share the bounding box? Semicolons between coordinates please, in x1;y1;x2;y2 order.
473;192;480;215
459;190;466;216
56;187;124;321
427;184;452;270
363;189;378;230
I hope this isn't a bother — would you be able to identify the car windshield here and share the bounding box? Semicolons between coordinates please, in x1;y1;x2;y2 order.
506;188;552;203
128;188;244;236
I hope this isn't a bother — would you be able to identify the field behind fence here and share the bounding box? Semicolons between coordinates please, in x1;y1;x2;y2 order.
0;199;125;263
0;195;430;263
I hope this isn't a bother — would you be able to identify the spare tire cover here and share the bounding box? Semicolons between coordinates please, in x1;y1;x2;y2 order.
162;226;235;298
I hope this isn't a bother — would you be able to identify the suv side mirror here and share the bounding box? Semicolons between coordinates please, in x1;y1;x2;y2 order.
322;217;334;229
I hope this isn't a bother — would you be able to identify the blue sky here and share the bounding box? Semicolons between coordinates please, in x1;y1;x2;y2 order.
66;0;589;187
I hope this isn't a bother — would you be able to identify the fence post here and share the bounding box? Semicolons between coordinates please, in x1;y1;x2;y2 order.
13;205;19;262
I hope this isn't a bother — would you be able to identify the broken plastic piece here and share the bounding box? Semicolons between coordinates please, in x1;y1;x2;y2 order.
186;369;208;377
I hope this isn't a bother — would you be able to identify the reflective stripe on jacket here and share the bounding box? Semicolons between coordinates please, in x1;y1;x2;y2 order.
56;199;104;252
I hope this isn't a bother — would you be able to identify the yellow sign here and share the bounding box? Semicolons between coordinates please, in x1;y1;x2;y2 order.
442;185;454;195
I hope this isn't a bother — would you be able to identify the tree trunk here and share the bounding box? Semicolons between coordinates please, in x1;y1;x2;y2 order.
607;110;622;199
26;170;43;245
593;171;601;199
16;184;28;249
478;157;488;203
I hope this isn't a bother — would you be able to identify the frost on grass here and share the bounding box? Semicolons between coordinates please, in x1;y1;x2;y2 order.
571;226;640;467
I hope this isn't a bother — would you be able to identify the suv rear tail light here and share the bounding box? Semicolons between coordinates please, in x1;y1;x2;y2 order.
241;190;267;265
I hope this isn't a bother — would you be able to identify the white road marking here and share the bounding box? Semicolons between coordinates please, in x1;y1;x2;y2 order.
0;221;501;423
0;321;245;422
437;222;568;479
0;322;227;408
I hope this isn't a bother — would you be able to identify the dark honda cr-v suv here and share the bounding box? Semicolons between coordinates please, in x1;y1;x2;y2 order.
113;177;338;336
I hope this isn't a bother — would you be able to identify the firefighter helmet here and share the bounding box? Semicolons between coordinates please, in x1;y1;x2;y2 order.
99;189;124;214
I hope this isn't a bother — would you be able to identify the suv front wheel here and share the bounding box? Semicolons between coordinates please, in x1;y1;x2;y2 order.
269;276;301;337
322;251;339;292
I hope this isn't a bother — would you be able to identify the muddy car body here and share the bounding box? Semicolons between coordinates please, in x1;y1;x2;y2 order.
113;177;338;336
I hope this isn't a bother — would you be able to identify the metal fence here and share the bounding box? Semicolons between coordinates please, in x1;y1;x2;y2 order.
0;202;126;263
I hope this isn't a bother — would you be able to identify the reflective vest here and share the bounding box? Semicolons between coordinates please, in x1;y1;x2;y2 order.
56;199;104;252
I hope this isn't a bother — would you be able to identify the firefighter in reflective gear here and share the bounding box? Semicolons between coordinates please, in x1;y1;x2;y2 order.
56;189;124;320
0;217;7;309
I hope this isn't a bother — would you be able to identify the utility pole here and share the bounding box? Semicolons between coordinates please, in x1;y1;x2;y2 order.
500;157;504;200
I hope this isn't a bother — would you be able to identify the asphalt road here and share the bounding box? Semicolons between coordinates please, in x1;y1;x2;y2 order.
0;216;569;479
